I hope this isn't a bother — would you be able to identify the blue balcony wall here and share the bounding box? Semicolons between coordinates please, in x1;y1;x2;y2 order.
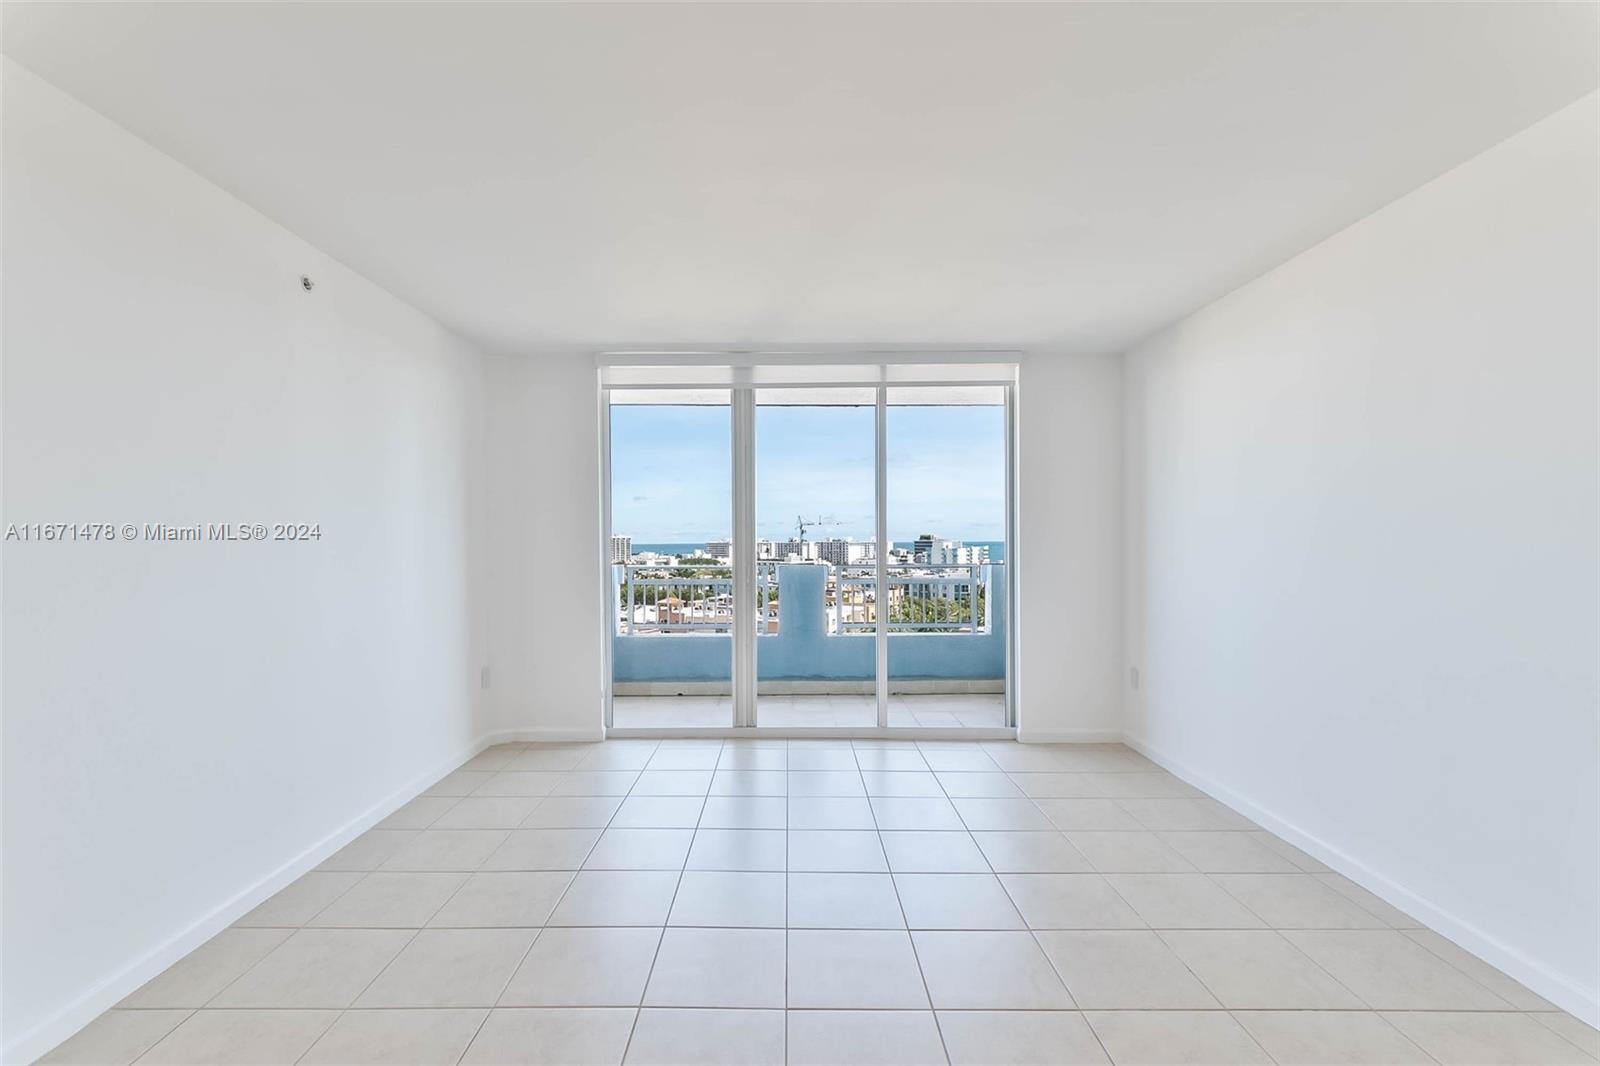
613;563;1005;682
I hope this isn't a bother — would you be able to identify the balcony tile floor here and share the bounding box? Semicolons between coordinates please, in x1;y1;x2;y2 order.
612;694;1007;729
39;739;1598;1066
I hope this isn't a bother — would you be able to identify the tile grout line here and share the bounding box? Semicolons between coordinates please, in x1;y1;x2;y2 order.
104;1004;1574;1014
286;928;424;1066
618;738;720;1065
1184;837;1524;1019
467;738;656;1065
1234;1006;1438;1066
454;733;644;1062
1521;1014;1600;1059
978;747;1120;1066
1185;870;1415;1023
1392;927;1544;1012
411;741;578;1066
161;842;442;1066
858;739;952;1066
454;889;566;1066
995;751;1290;1061
91;739;1583;1066
1216;1008;1285;1066
118;1009;198;1066
781;744;789;1066
981;750;1501;1066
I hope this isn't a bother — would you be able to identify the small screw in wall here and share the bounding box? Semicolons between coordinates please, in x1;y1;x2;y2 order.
300;275;315;291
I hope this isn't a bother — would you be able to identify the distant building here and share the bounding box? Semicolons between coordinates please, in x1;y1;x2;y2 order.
935;541;989;566
771;538;817;562
815;538;874;566
610;534;633;563
909;533;988;566
633;551;674;566
705;538;732;560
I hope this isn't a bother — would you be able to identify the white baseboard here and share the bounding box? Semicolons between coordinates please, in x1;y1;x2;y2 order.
30;724;1592;1063
612;680;1006;696
1016;728;1124;744
1122;732;1600;1028
605;726;1017;741
7;732;498;1066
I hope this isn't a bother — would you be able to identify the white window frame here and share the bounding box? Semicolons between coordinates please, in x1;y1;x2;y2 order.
598;351;1020;737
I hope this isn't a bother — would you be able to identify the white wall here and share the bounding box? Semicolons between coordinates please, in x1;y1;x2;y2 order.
1015;351;1124;741
483;350;1124;742
1123;93;1599;1021
0;60;1127;1052
1;61;490;1060
485;353;606;740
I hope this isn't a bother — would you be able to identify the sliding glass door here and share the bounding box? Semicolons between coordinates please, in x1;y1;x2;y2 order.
885;386;1009;728
604;362;1014;733
753;388;879;727
607;389;734;728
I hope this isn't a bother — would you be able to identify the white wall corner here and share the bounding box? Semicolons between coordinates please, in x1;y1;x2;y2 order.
4;733;502;1065
1124;733;1600;1026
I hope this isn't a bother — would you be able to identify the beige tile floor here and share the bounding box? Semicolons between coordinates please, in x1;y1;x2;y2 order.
40;739;1599;1065
611;694;1006;730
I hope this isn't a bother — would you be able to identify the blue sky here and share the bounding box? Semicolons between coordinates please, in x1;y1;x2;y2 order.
610;403;1005;543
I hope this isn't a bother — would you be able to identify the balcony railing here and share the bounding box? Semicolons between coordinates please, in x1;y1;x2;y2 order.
618;562;775;634
616;561;997;636
835;563;990;634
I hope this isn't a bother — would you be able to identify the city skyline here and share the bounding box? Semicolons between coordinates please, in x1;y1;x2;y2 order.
610;403;1005;543
611;533;1000;570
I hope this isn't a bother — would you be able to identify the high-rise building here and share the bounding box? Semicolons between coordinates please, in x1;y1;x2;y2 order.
610;534;633;563
908;533;988;566
705;538;732;560
815;538;874;565
771;538;817;561
935;541;989;566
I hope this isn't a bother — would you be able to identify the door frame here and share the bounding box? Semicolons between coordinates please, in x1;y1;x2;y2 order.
597;352;1021;738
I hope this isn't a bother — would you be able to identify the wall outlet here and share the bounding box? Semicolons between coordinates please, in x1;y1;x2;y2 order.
1129;666;1140;691
480;665;491;690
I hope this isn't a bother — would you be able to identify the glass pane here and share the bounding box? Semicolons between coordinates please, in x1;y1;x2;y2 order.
608;393;733;728
886;386;1008;728
753;387;878;728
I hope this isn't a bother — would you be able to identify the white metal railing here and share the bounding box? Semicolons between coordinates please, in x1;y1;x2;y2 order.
832;563;995;634
617;562;777;634
617;561;996;636
828;563;879;634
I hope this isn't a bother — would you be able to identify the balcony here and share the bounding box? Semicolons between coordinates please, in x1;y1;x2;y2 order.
612;562;1006;728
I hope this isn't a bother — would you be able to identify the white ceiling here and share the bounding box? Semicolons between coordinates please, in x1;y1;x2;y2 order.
5;2;1596;356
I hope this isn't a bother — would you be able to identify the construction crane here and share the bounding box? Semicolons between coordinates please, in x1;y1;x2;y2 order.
795;515;837;541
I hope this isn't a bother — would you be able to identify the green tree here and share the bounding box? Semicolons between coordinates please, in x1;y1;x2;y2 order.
889;585;986;633
671;556;731;579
